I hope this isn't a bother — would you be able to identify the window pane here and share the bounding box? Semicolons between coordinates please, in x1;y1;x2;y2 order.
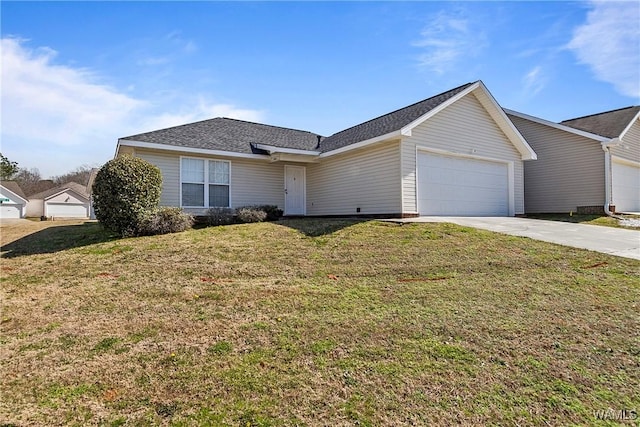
209;160;229;184
209;184;229;207
181;158;204;183
182;183;204;206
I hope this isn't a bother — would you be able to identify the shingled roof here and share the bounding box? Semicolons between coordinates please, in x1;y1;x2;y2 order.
121;117;323;154
1;181;28;201
120;82;481;155
318;82;475;152
560;106;640;139
29;182;90;200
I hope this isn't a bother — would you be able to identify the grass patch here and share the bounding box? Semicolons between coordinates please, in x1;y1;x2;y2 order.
527;213;640;229
1;218;638;425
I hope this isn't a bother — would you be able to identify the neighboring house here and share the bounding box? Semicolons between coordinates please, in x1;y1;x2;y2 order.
507;106;640;214
26;182;91;219
116;81;536;217
0;181;28;219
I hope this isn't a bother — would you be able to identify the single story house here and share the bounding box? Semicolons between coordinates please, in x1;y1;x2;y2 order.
116;81;537;217
0;181;28;219
26;182;92;219
506;106;640;214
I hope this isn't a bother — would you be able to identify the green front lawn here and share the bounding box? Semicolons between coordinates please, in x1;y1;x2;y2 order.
1;219;638;426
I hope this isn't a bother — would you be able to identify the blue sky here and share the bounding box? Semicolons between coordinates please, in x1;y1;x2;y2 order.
2;1;639;178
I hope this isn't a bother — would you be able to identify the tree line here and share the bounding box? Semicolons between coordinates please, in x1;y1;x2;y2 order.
0;153;95;196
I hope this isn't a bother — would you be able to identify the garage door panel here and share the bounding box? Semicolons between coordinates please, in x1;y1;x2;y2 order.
46;203;89;218
418;152;509;216
612;161;640;212
0;205;21;218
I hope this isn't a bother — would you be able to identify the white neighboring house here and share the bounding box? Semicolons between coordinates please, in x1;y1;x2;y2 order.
0;181;28;219
26;182;91;219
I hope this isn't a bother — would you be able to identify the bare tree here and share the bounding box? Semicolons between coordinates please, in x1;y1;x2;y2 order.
53;165;95;187
14;168;56;196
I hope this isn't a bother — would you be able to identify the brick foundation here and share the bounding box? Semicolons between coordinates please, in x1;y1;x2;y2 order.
576;205;605;215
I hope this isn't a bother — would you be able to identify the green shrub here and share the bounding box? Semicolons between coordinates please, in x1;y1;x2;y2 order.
255;205;283;221
92;155;162;236
206;207;236;226
236;206;268;223
138;207;194;236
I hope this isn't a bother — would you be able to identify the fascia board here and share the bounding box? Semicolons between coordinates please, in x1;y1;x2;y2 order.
0;186;28;204
400;82;480;137
618;111;640;141
44;188;89;202
474;83;537;160
319;130;402;158
254;143;320;156
505;109;610;143
117;139;271;160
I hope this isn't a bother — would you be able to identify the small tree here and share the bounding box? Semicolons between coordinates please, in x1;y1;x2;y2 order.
0;153;19;180
92;155;162;236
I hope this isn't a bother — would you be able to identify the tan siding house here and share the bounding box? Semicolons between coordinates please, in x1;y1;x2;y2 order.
116;81;536;217
507;106;640;213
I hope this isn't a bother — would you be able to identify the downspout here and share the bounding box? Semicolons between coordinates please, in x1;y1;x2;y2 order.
602;138;624;219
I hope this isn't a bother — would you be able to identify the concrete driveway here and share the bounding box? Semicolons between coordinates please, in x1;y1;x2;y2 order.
392;217;640;260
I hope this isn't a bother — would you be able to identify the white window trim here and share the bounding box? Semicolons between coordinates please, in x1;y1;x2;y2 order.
179;156;232;208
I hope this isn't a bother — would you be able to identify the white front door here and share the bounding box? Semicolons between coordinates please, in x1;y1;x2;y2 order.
284;165;306;215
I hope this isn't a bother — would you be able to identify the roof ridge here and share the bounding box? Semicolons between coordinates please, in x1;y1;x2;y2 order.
29;181;89;199
122;116;323;141
325;82;475;138
561;105;640;123
219;117;323;137
121;117;225;140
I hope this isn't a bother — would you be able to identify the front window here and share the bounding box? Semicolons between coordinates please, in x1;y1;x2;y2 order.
181;158;230;207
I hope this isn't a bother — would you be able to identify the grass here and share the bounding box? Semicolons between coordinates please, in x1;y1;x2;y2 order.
526;213;640;230
1;218;639;426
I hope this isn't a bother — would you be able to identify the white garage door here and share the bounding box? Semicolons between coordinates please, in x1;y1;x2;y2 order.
612;160;640;212
46;203;89;218
0;205;21;219
418;152;509;216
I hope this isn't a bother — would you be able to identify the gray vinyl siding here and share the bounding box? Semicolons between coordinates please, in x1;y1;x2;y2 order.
612;120;640;163
508;115;604;213
117;145;135;156
135;149;286;215
135;150;181;207
230;159;285;209
402;93;525;214
306;141;402;215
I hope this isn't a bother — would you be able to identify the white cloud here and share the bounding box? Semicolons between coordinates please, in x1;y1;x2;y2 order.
138;99;265;134
522;66;546;97
1;38;263;177
135;31;198;67
568;1;640;98
413;10;488;74
1;37;143;147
